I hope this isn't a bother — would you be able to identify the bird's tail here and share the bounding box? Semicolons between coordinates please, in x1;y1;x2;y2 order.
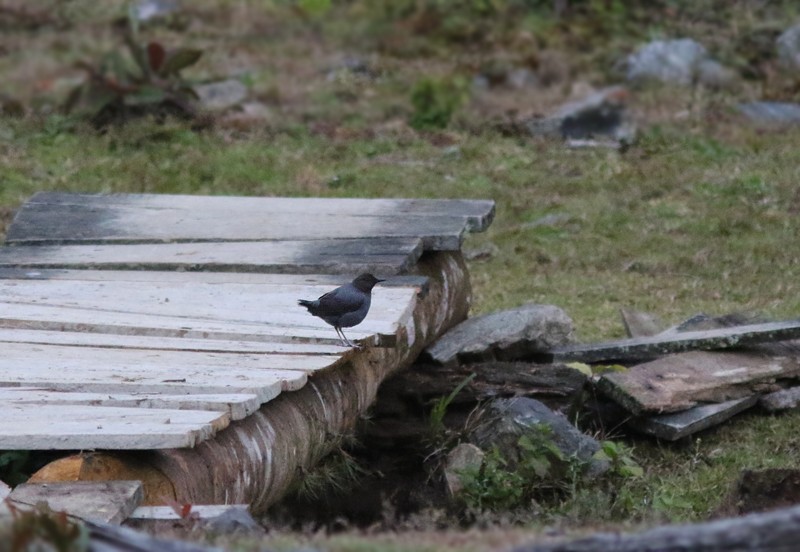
298;299;316;311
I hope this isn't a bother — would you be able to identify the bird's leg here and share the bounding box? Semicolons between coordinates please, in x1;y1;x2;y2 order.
339;328;360;349
333;327;350;347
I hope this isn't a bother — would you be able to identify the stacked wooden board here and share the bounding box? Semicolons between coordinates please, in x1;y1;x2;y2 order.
0;193;494;453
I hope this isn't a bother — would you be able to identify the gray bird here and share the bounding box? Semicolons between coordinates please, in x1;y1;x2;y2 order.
298;273;384;347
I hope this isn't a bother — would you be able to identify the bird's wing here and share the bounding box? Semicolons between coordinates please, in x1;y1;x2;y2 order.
317;286;363;313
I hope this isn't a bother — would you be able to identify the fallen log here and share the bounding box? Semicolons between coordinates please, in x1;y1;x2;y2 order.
515;503;800;552
27;251;471;514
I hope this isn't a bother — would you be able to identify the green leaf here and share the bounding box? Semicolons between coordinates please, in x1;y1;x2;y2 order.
160;48;203;76
566;361;593;376
124;85;166;105
298;0;331;16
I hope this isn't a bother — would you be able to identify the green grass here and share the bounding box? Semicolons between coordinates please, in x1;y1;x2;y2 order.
3;0;800;545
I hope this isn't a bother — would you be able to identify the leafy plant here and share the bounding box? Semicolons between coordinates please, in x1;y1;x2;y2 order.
3;502;89;552
0;450;30;486
409;76;468;130
457;425;585;512
428;373;476;436
457;446;526;511
594;440;644;479
65;8;202;127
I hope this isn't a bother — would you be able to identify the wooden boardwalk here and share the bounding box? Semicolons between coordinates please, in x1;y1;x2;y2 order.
0;192;493;513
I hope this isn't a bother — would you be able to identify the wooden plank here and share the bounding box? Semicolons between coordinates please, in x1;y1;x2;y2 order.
0;387;261;420
545;319;800;363
14;191;496;232
629;396;759;440
0;237;424;275
0;404;229;449
0;277;418;347
597;351;800;415
0;342;319;397
5;193;490;250
0;267;431;289
0;302;389;346
0;328;346;355
9;481;143;524
128;504;250;521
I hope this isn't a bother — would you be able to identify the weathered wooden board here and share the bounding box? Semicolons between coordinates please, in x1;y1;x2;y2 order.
0;342;323;398
0;275;419;346
546;319;800;363
598;351;800;415
629;396;759;440
0;404;229;449
9;192;496;235
0;388;261;420
6;193;495;250
127;504;250;522
0;267;430;288
0;328;345;355
9;481;143;524
0;237;424;275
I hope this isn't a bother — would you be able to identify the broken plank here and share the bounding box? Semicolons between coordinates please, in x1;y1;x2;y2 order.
5;199;470;250
0;237;424;275
0;404;229;449
10;481;143;524
597;350;800;415
0;388;261;420
545;319;800;363
629;396;759;440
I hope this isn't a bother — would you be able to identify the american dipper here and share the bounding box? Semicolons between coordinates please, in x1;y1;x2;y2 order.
298;273;384;347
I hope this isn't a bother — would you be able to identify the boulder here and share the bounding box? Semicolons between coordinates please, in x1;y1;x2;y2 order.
626;38;732;87
737;101;800;126
469;397;608;477
444;443;485;497
195;79;249;111
777;24;800;71
423;303;574;366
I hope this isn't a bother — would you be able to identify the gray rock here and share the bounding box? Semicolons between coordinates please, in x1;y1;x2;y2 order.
777;24;800;71
444;443;485;497
760;386;800;412
696;59;738;89
523;86;636;146
626;38;709;86
469;398;608;477
463;242;499;261
201;506;264;535
423;304;574;366
507;68;539;90
134;0;180;22
195;79;249;111
737;101;800;125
